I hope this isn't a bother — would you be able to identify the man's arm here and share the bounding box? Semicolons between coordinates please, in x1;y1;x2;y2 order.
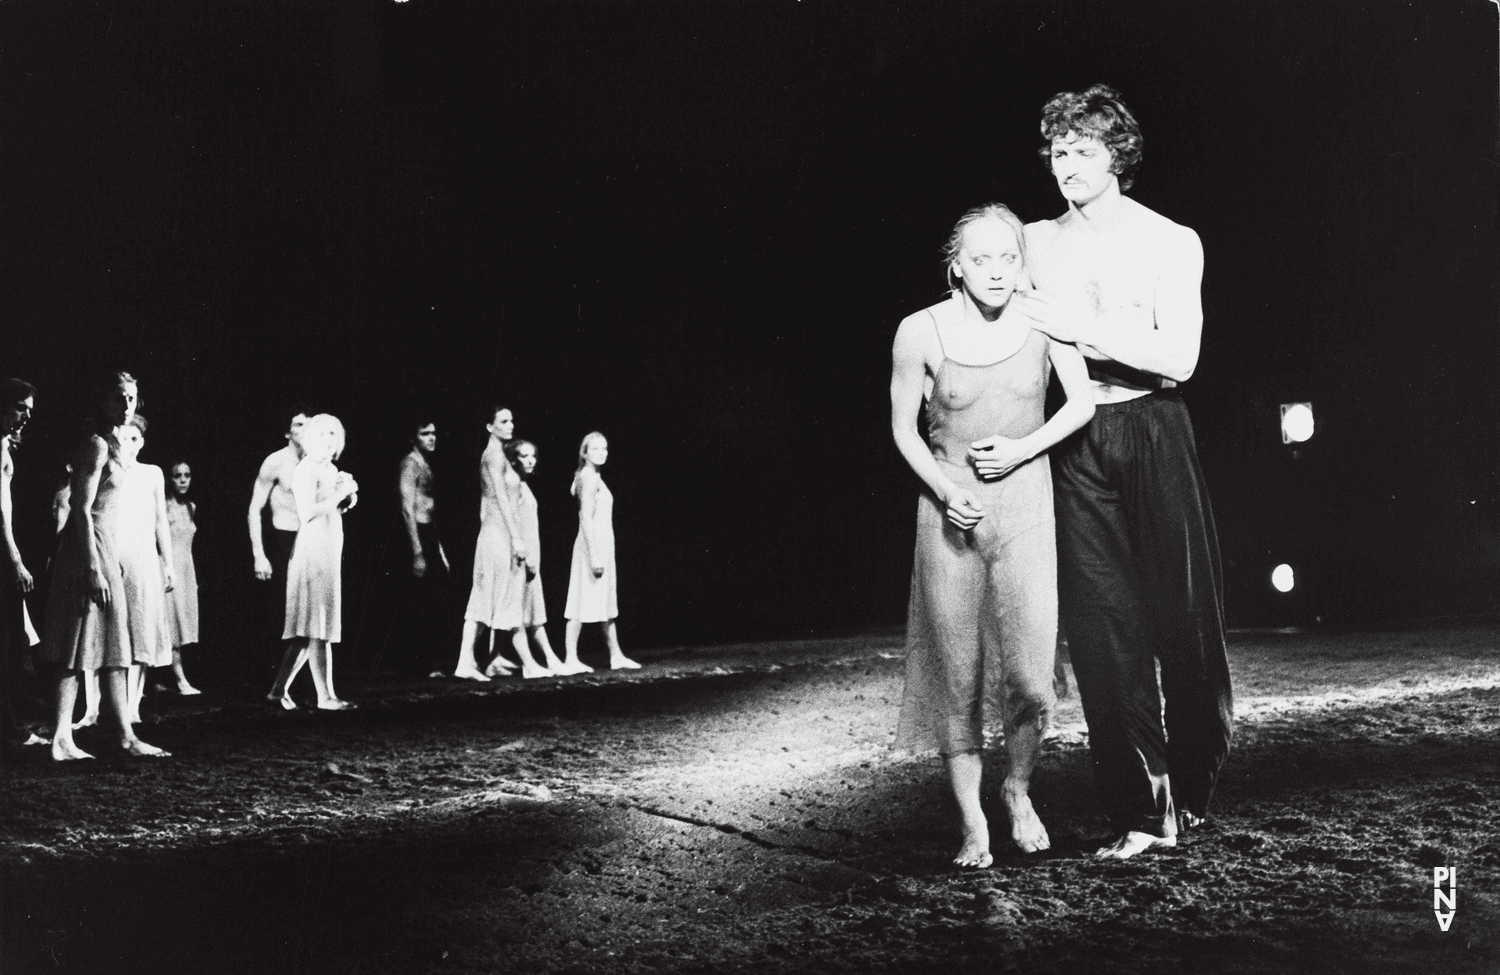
0;447;32;593
398;455;425;576
1016;224;1204;383
248;455;276;580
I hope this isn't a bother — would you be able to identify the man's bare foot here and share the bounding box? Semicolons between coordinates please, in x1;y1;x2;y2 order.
121;738;170;758
954;825;993;870
1002;785;1051;853
51;737;94;761
177;683;201;696
483;659;516;678
558;660;593;675
72;712;99;730
520;663;550;679
609;655;641;670
453;668;491;682
317;699;357;711
1094;831;1176;859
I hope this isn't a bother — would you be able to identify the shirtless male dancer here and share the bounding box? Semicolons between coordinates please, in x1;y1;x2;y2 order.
1007;85;1233;859
249;408;312;705
396;419;453;676
0;379;40;746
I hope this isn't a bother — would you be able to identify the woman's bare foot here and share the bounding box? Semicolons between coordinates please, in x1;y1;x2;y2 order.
121;737;170;758
520;662;550;679
51;737;94;761
1002;784;1051;853
558;660;593;675
453;668;491;682
609;655;642;670
954;823;993;870
483;658;516;678
177;682;201;696
1094;831;1177;859
72;712;99;730
317;699;357;711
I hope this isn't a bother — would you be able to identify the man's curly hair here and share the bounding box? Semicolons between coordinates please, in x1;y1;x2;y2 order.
1038;84;1143;192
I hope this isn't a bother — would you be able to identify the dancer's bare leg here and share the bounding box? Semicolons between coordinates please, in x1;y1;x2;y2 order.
946;750;991;869
454;620;491;681
104;667;168;756
1000;720;1050;854
268;641;309;708
74;668;101;728
126;664;144;724
50;671;92;761
529;626;566;674
483;629;517;677
560;620;593;674
172;650;200;695
308;638;353;710
507;628;548;679
604;620;639;670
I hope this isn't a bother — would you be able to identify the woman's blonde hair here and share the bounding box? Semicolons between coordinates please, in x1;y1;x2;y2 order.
303;413;346;461
571;431;607;496
942;203;1030;293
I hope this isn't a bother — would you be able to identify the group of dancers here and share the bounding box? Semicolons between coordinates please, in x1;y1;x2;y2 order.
0;373;202;759
247;403;637;716
891;85;1234;864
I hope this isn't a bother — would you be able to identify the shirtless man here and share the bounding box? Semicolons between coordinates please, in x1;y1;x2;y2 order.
395;419;453;676
0;379;40;746
1007;85;1233;859
249;408;311;703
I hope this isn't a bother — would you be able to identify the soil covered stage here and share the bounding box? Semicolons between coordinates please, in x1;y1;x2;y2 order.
3;626;1497;974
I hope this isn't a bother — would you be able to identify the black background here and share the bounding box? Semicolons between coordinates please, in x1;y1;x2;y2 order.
3;0;1497;658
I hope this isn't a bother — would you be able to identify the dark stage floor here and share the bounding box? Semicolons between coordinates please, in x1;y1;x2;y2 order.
3;626;1498;974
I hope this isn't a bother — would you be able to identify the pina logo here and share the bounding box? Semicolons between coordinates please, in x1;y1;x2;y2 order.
1433;867;1457;931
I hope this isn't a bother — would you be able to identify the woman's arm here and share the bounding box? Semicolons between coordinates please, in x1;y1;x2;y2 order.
890;315;983;530
71;438;111;605
151;468;176;591
967;339;1095;480
293;462;349;522
481;449;526;562
576;471;605;575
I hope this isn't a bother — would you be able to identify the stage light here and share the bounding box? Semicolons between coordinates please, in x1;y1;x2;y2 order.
1271;563;1295;593
1280;402;1314;444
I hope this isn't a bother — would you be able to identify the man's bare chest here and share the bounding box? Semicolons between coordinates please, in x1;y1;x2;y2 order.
1032;234;1162;324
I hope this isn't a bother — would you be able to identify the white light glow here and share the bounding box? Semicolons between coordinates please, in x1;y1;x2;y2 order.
1281;402;1315;443
1271;563;1295;592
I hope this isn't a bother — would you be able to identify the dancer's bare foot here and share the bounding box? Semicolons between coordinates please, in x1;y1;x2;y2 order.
23;732;50;747
121;737;170;758
609;655;641;670
317;699;357;711
1178;810;1205;832
72;712;99;730
1002;784;1051;853
520;663;550;679
51;737;94;761
1094;831;1176;859
953;820;993;870
559;660;593;675
483;659;516;678
177;683;201;696
453;668;491;682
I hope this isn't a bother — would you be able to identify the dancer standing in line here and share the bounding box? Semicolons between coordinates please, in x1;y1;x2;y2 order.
0;379;42;747
279;413;358;710
891;204;1094;868
498;438;565;677
1013;85;1233;859
112;416;176;724
164;461;202;695
395;419;455;677
251;408;311;704
560;432;638;674
456;407;533;680
40;371;168;760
